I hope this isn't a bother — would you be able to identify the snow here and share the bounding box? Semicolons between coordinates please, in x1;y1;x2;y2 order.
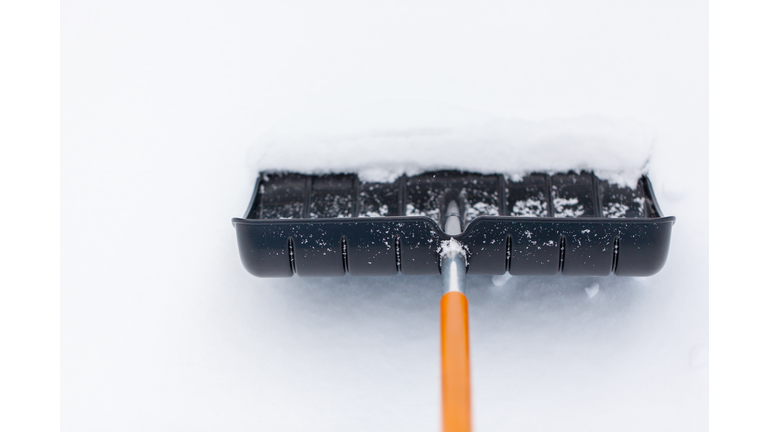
438;238;468;260
510;197;548;217
363;205;388;218
62;1;707;431
553;196;586;218
491;273;513;287
585;282;600;298
406;202;441;221
604;202;630;218
250;101;653;188
465;201;499;222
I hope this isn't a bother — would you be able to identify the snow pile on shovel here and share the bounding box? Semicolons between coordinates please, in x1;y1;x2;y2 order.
249;101;655;187
438;238;469;260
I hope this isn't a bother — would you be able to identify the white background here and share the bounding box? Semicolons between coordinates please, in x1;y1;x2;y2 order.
58;1;708;431
10;0;767;431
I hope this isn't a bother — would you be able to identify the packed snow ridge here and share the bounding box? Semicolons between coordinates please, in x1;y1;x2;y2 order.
249;101;654;188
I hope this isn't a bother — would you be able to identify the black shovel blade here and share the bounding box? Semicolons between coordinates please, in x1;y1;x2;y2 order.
232;170;674;278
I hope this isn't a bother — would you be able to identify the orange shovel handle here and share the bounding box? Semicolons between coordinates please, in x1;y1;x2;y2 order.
441;291;472;432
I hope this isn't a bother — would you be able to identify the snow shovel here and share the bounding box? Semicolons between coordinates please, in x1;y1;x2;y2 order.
232;169;674;432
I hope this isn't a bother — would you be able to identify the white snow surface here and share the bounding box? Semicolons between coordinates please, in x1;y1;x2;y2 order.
62;1;707;432
251;101;653;187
